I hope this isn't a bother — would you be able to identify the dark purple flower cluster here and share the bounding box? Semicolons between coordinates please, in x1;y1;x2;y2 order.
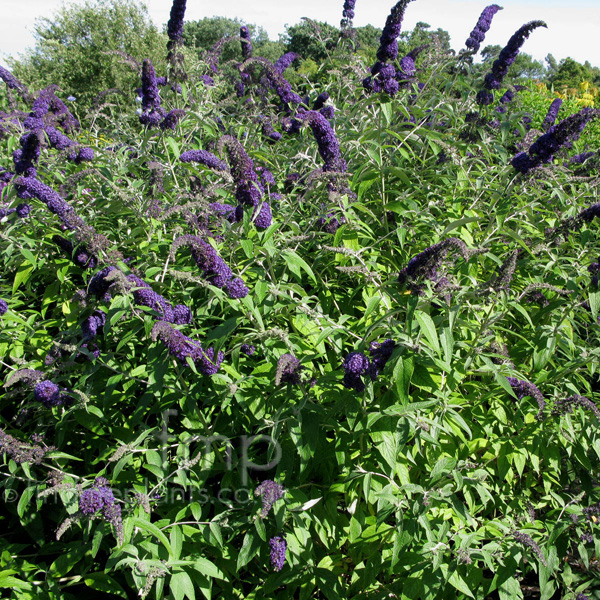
174;235;248;298
180;149;229;171
139;60;166;127
274;52;299;74
151;321;223;375
81;310;106;340
13;130;43;177
240;26;252;61
79;477;123;540
220;136;273;228
24;86;79;133
259;116;281;143
570;152;595;165
495;89;515;114
160;109;186;131
269;536;286;571
88;266;119;301
301;110;347;173
465;5;502;53
342;352;371;392
0;299;8;315
255;480;285;516
398;238;468;288
342;0;356;21
199;74;215;87
53;236;97;269
15;176;86;230
127;274;192;324
512;108;599;173
342;340;396;391
0;427;49;464
477;21;546;105
542;98;562;132
241;343;255;356
316;212;345;234
275;354;302;385
377;0;414;62
167;0;186;42
34;380;70;407
506;377;546;420
368;339;397;379
0;65;30;98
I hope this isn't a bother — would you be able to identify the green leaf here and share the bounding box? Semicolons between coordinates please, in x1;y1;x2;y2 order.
236;531;261;571
414;310;440;356
282;250;317;284
131;517;173;557
170;571;196;600
84;573;127;598
12;264;33;294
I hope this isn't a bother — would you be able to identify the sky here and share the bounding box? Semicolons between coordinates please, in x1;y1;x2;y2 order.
1;0;599;70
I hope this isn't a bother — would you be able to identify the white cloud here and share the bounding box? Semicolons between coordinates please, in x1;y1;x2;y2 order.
1;0;599;69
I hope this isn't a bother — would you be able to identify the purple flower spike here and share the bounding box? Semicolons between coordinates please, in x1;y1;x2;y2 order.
34;380;63;407
301;110;347;172
0;65;30;98
0;299;7;316
255;480;285;516
465;5;503;53
342;0;356;21
269;536;286;571
511;107;599;173
541;98;562;132
241;344;255;356
151;321;223;375
274;52;299;74
240;26;252;61
180;149;228;171
477;20;546;105
14;177;86;230
342;352;370;392
507;377;546;420
377;0;415;62
167;0;187;43
160;109;186;131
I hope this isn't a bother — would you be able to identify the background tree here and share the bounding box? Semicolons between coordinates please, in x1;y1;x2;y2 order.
282;19;340;63
8;0;167;108
182;17;282;64
549;57;600;90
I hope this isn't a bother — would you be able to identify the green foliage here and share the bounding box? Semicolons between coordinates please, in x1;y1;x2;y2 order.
182;17;280;64
2;3;600;600
549;57;600;91
283;19;340;63
8;0;167;110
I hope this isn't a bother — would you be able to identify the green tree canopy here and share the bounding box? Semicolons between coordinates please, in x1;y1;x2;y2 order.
182;17;281;64
282;19;340;63
9;0;167;107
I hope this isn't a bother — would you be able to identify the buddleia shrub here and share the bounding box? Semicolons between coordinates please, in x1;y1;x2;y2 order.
1;2;600;600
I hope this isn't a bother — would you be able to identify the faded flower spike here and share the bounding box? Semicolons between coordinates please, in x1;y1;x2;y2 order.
275;354;302;385
465;5;502;54
255;480;285;516
512;530;547;566
269;536;287;571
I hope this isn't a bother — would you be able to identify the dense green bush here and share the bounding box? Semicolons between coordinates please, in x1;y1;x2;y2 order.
1;1;600;599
